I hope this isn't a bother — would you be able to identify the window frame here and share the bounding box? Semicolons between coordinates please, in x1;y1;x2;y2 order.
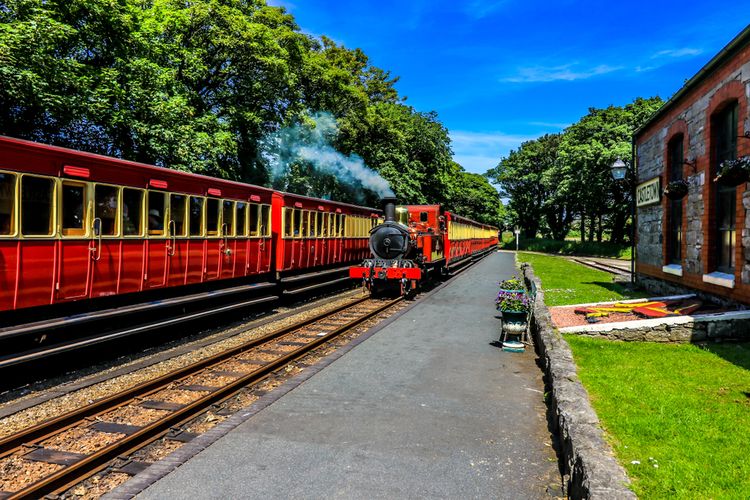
666;135;684;265
260;204;271;237
121;186;146;238
235;201;248;237
147;190;167;238
59;179;90;238
188;195;206;238
0;170;19;238
170;193;189;238
92;182;122;238
19;173;57;239
713;102;738;274
222;200;235;237
282;207;294;239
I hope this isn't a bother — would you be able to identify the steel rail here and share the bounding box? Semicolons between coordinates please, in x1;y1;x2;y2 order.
0;297;371;455
5;297;402;499
0;295;279;369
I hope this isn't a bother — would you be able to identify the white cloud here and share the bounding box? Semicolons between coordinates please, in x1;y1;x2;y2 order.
528;121;569;129
651;47;703;59
502;63;622;83
450;130;534;174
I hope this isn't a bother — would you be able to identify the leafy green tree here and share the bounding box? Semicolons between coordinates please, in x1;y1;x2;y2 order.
441;162;502;225
558;96;662;243
486;134;564;238
0;0;503;226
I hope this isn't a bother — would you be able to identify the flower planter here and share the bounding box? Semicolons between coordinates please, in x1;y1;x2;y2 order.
715;157;750;186
715;167;749;186
663;180;688;200
500;310;527;324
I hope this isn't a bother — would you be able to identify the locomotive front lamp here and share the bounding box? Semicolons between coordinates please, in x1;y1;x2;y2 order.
610;158;628;181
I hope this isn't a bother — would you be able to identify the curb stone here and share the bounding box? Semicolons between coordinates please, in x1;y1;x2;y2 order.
522;263;636;500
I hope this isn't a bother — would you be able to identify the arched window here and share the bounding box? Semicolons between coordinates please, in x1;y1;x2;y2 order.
666;134;683;264
712;101;738;274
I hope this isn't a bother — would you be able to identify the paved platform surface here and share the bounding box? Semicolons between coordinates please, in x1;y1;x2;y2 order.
138;251;561;499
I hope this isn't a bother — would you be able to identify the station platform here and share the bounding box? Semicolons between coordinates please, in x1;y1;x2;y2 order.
132;251;561;499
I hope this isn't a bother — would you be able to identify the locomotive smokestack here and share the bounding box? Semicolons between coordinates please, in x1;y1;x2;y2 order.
381;197;398;222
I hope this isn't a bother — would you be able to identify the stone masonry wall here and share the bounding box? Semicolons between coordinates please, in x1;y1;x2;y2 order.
523;264;635;500
635;39;750;305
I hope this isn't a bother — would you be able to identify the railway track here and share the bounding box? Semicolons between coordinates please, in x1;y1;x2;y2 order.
0;296;402;499
569;257;631;277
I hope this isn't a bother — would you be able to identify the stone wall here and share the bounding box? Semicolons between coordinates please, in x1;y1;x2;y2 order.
523;263;636;500
635;36;750;305
559;308;750;342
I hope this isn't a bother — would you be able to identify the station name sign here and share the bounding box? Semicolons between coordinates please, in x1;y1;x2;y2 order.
636;177;661;207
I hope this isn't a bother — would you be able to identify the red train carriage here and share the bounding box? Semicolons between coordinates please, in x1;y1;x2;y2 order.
0;136;276;313
444;212;499;269
349;198;498;295
272;191;380;293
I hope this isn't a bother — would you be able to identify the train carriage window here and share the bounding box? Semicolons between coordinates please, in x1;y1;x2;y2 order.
222;200;234;236
21;176;55;236
206;198;220;236
331;214;337;237
338;214;344;237
420;211;428;223
300;210;309;238
170;194;187;236
189;196;205;236
122;188;144;236
147;191;166;236
327;213;333;237
249;203;259;237
293;209;302;238
236;202;247;236
94;185;119;236
317;212;325;238
283;208;293;238
0;173;16;236
261;205;271;236
61;181;86;237
308;211;316;237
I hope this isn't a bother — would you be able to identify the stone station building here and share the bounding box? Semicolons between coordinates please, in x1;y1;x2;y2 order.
635;25;750;307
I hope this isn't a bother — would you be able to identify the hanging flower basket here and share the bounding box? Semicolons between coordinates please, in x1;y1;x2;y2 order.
663;179;689;200
714;156;750;186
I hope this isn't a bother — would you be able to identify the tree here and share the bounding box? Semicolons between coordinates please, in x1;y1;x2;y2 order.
486;134;563;238
557;96;662;243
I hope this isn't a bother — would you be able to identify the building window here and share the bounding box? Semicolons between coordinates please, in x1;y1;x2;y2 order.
667;135;683;264
713;102;738;274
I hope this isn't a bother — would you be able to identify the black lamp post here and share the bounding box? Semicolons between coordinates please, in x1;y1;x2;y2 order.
611;158;635;284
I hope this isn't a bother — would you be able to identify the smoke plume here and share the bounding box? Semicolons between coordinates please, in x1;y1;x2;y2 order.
262;112;394;200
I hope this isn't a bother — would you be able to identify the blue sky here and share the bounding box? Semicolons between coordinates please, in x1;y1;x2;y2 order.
269;1;748;175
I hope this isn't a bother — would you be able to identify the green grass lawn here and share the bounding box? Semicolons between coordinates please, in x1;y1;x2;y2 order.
566;337;750;499
517;252;646;306
501;237;632;260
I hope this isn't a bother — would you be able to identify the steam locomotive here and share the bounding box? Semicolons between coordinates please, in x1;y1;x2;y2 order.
349;197;498;295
